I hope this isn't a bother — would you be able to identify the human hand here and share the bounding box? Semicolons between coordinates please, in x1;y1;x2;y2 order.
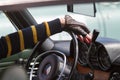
63;15;92;43
77;34;92;44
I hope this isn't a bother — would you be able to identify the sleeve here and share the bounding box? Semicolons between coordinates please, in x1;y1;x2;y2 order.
0;18;62;59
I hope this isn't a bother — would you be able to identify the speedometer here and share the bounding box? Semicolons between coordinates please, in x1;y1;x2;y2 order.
88;43;111;71
78;41;88;66
98;45;111;71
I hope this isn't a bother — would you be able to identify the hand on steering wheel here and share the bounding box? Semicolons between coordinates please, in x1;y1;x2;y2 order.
77;34;92;44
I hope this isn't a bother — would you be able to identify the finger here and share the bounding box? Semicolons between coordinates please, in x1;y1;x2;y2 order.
84;37;91;44
77;27;88;37
84;34;92;43
70;25;88;37
86;34;92;41
80;24;90;34
77;35;84;42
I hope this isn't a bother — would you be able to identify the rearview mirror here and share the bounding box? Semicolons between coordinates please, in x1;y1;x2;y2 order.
67;2;96;17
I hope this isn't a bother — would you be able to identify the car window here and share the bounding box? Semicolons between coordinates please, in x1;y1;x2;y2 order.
0;11;16;37
28;2;120;40
96;1;120;40
28;5;89;40
84;1;120;40
28;5;72;40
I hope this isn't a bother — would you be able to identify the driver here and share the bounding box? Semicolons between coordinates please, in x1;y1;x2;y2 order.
0;15;91;59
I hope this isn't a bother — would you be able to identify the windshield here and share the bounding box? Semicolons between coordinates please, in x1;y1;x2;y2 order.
28;1;120;40
28;5;87;40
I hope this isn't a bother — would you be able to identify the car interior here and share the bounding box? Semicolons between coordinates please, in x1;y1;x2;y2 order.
0;0;120;80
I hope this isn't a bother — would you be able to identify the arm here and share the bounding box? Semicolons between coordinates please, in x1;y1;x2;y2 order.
0;15;91;59
0;18;63;59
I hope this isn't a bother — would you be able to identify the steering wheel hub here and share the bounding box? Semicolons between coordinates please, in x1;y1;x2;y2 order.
42;63;52;76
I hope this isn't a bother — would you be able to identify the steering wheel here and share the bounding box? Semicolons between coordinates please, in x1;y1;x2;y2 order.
25;31;79;80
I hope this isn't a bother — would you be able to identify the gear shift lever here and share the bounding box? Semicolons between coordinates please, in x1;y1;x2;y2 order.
92;29;99;42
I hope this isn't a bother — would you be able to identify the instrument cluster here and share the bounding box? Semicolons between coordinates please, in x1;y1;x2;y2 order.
78;42;111;71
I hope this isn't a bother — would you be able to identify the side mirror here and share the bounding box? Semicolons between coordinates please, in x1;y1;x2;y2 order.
67;1;96;17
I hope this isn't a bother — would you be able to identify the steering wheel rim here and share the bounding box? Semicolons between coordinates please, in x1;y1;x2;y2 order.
67;32;79;80
29;50;67;80
25;31;79;80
